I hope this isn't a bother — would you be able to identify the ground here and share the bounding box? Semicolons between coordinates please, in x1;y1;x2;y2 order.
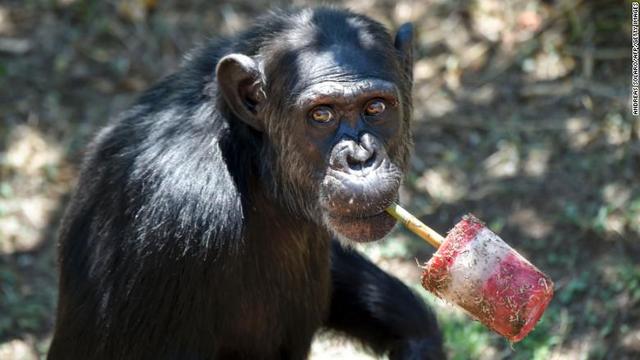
0;0;638;359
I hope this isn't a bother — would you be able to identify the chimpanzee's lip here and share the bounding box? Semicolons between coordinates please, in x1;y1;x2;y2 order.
323;201;391;219
323;194;397;220
328;209;390;222
320;159;402;218
326;210;397;242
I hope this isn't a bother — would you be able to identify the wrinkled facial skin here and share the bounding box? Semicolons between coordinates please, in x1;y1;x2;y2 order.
262;41;412;243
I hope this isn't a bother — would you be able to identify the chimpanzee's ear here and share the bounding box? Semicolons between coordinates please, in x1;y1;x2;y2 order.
216;54;265;131
394;23;414;82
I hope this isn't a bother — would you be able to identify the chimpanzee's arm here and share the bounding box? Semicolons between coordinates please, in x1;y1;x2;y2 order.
326;241;446;360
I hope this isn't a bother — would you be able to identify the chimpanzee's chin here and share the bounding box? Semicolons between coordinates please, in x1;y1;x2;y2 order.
328;211;397;242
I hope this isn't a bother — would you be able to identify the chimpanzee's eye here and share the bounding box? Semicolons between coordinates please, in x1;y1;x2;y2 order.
309;106;334;123
364;99;386;116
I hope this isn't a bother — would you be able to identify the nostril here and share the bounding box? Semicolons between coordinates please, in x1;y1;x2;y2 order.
347;155;363;171
363;155;376;168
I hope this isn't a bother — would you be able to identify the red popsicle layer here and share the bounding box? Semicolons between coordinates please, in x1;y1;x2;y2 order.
421;215;554;342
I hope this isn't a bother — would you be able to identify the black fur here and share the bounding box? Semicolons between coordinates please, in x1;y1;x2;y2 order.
48;7;444;360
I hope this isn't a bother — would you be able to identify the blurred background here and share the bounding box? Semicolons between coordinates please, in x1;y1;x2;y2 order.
0;0;638;359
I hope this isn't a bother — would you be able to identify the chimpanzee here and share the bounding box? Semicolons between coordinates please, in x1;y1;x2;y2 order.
48;7;444;360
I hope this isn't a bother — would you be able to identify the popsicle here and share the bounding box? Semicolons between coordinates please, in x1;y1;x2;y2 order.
386;203;554;342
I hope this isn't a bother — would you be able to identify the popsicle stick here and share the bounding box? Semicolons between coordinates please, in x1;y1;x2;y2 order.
386;203;444;249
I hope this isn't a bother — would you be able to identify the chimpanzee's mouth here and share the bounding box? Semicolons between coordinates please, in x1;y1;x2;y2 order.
319;158;403;242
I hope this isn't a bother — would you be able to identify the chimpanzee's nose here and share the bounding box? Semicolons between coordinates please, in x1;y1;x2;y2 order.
330;133;381;175
346;144;375;171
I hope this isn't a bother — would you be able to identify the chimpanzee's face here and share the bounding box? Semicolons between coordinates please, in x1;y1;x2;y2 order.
279;48;408;242
216;10;414;242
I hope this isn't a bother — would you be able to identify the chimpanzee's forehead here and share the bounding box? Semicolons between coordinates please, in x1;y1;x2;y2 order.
261;9;402;102
298;44;395;81
279;27;398;91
